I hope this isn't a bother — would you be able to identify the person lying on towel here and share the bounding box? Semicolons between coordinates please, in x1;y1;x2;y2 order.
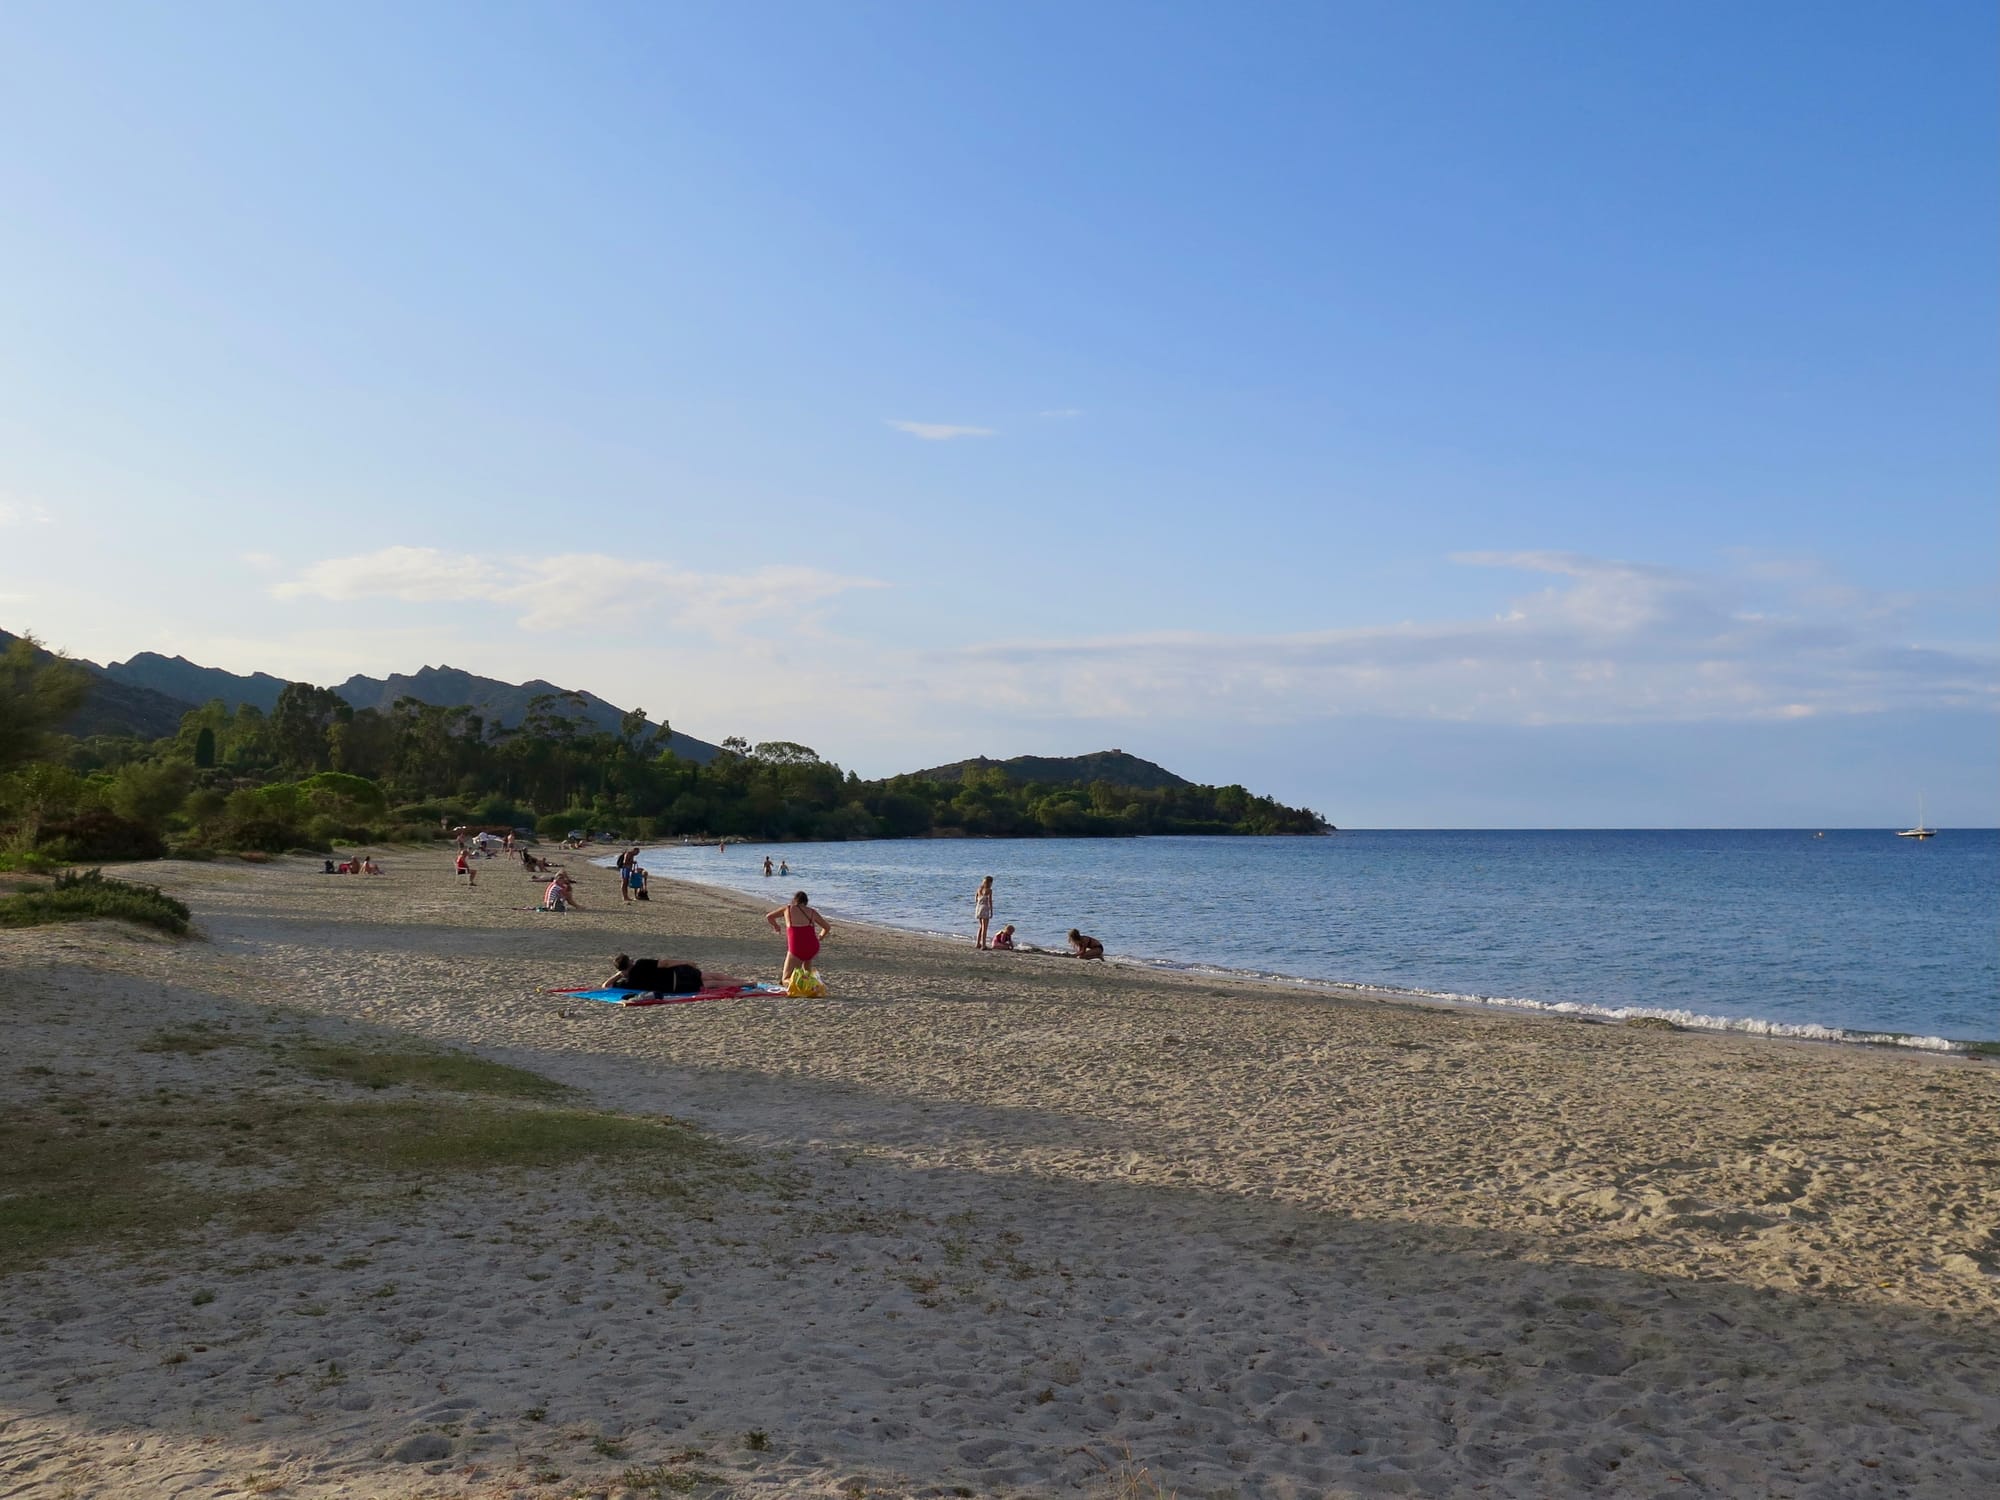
603;954;702;996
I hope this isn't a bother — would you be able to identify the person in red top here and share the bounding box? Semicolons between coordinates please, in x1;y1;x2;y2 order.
455;850;476;886
766;891;832;982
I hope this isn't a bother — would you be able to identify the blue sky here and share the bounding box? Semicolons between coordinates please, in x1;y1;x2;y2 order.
1;1;1993;826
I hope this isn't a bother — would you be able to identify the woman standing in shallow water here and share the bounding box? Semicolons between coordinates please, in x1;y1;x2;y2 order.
767;890;832;981
973;875;995;950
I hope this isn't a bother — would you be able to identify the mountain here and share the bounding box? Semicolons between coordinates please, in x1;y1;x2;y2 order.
911;749;1193;790
101;653;288;713
10;629;722;761
1;630;197;739
326;665;719;761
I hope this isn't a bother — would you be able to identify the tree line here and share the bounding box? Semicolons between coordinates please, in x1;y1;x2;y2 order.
0;635;1327;866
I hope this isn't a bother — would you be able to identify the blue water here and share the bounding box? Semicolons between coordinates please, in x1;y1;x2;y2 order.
629;831;2000;1049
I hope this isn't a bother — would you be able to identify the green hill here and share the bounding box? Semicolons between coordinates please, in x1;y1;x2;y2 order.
911;749;1191;790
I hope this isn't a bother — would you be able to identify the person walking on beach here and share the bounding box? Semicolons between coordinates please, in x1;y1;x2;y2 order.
767;890;831;982
454;849;476;887
973;875;995;950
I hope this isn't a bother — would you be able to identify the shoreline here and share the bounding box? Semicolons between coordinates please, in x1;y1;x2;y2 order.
5;852;1997;1498
613;850;1999;1057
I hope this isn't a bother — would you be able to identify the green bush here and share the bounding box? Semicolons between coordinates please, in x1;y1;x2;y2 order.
473;795;527;828
0;868;191;935
34;810;166;862
306;813;378;844
389;801;461;824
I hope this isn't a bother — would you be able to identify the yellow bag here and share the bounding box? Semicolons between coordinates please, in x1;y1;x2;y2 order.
786;966;827;998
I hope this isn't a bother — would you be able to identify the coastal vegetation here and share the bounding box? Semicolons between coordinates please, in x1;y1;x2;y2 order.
0;632;1326;862
3;1022;728;1275
0;868;192;935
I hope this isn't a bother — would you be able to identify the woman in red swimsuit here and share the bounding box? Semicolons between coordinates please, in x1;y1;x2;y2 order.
766;890;832;981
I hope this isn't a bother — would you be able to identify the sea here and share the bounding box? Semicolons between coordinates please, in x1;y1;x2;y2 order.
625;830;2000;1050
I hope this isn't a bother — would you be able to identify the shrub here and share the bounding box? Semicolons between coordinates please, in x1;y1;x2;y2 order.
218;815;307;853
34;810;167;862
473;795;527;828
0;868;191;935
104;762;194;826
306;814;376;844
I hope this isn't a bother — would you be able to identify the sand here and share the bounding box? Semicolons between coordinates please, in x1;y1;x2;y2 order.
2;849;1996;1499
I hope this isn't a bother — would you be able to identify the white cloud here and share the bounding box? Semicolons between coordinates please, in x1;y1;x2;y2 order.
885;420;996;441
272;547;884;639
0;498;53;528
1037;408;1084;419
274;545;488;602
941;553;2000;727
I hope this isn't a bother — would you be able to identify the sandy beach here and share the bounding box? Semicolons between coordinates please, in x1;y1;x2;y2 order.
3;850;1996;1500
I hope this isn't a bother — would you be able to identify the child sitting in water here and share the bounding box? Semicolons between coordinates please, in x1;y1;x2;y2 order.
1067;928;1104;961
990;924;1017;951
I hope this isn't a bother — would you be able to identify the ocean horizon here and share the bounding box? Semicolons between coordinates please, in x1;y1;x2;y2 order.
625;828;2000;1050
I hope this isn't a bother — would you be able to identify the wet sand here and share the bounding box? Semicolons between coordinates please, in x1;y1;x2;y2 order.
2;850;1996;1498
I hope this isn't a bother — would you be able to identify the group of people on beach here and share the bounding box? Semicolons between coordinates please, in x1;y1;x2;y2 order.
974;874;1103;959
445;835;1106;982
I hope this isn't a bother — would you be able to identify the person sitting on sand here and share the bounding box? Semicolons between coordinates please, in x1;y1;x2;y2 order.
545;871;579;911
361;857;382;875
990;924;1016;951
1068;928;1104;961
455;850;477;886
766;890;832;982
626;863;649;902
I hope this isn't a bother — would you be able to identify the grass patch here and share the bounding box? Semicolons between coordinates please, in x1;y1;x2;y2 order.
622;1462;724;1495
139;1027;243;1056
287;1043;570;1099
0;868;190;936
0;1094;726;1275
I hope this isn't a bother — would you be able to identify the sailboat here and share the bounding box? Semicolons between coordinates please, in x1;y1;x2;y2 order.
1896;794;1936;839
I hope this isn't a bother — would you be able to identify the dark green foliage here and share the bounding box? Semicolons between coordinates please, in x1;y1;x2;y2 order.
106;760;193;824
33;810;167;862
914;749;1191;791
0;634;92;772
269;682;354;774
0;869;191;935
1;629;1327;853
